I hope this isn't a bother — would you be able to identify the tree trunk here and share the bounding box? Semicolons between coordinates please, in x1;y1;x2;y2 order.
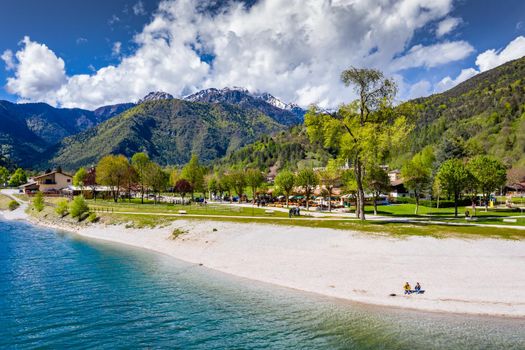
306;192;310;211
373;194;377;215
454;192;459;217
436;195;439;209
328;192;331;212
415;190;419;215
484;193;488;212
286;194;289;208
355;160;366;220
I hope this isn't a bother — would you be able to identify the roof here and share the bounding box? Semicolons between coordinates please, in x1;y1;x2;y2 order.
19;181;38;189
388;169;401;174
391;179;405;187
33;171;73;180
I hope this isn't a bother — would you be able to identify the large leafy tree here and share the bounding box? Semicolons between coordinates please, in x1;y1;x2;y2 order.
229;169;247;202
175;179;192;203
73;167;88;192
305;67;408;220
131;152;152;204
468;155;507;211
145;163;168;204
317;160;340;212
8;168;27;187
181;155;206;200
365;164;390;215
295;168;318;211
274;170;296;208
0;166;9;187
436;159;472;217
245;168;265;204
401;147;435;214
96;155;130;202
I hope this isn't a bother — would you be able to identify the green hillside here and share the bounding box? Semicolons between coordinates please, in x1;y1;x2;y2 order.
400;56;525;167
43;99;284;170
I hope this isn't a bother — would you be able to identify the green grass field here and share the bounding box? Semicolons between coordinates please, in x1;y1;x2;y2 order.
0;194;12;210
364;203;525;218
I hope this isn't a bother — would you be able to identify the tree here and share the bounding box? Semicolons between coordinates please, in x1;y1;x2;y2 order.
229;170;247;202
365;165;390;215
55;199;69;217
145;163;168;204
175;179;192;203
123;164;138;202
296;168;318;211
468;155;507;211
245;168;265;204
317;161;340;212
8;168;27;187
32;191;44;212
96;155;130;202
432;177;442;209
274;170;295;207
0;166;9;187
436;159;472;217
73;167;88;192
220;173;234;203
401;148;435;214
305;67;407;220
70;195;89;220
84;168;98;201
181;155;205;201
205;174;220;200
131;152;152;204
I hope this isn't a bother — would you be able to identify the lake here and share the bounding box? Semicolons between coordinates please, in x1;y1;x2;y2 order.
1;219;524;349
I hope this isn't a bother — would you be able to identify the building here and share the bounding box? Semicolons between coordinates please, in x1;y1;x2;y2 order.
388;169;408;198
20;170;73;194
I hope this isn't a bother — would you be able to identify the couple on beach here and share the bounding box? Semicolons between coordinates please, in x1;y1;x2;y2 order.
404;282;424;295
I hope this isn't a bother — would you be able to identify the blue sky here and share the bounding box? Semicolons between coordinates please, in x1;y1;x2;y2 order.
1;0;525;109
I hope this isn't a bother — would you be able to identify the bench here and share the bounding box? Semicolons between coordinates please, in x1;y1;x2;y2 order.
503;218;517;223
178;210;187;214
265;210;274;214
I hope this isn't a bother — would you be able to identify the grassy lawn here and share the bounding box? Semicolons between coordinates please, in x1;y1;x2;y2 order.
365;204;525;218
86;198;292;218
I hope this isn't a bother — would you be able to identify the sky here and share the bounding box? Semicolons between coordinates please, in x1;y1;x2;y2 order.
1;0;525;110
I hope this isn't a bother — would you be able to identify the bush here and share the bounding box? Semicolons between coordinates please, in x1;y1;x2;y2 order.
69;195;89;220
87;212;98;223
8;200;19;211
55;199;69;217
33;192;45;212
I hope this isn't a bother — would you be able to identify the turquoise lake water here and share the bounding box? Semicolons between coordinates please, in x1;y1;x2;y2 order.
1;219;524;349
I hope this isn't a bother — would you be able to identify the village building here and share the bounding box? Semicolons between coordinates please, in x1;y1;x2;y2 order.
20;169;73;194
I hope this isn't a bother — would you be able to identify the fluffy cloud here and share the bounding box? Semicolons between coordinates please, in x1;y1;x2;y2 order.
112;41;122;56
436;35;525;92
390;41;473;71
1;50;15;70
475;36;525;72
436;17;461;37
133;1;146;16
436;68;478;92
3;36;67;104
3;0;473;109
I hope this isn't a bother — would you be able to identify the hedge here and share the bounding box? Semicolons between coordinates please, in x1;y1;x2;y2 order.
392;196;471;208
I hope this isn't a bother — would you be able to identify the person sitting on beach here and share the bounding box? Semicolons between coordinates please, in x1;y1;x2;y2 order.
404;282;411;295
414;282;421;293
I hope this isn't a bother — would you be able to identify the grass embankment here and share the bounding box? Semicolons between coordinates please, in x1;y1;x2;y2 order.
24;197;525;240
0;193;11;210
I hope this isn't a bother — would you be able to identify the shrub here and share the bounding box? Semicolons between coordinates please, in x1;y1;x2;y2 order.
8;200;19;211
55;199;69;217
392;196;471;208
33;192;45;212
87;212;98;223
69;195;89;220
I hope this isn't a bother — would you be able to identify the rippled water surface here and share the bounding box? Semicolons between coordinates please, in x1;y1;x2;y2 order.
1;219;524;349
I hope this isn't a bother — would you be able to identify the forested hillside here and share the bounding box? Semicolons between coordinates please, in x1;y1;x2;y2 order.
44;99;285;170
400;56;525;167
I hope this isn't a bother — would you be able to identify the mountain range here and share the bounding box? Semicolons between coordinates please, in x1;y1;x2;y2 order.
0;87;305;170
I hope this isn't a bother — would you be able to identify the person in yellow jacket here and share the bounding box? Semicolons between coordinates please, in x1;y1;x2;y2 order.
404;282;412;295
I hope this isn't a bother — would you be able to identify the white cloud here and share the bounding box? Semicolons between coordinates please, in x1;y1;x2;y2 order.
475;35;525;72
4;0;465;109
1;50;15;70
76;37;88;45
391;41;474;71
3;36;66;104
112;41;122;56
133;1;146;15
436;68;478;92
436;17;461;37
435;35;525;93
406;80;432;99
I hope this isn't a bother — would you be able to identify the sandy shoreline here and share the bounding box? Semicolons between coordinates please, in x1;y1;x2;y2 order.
1;199;524;318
